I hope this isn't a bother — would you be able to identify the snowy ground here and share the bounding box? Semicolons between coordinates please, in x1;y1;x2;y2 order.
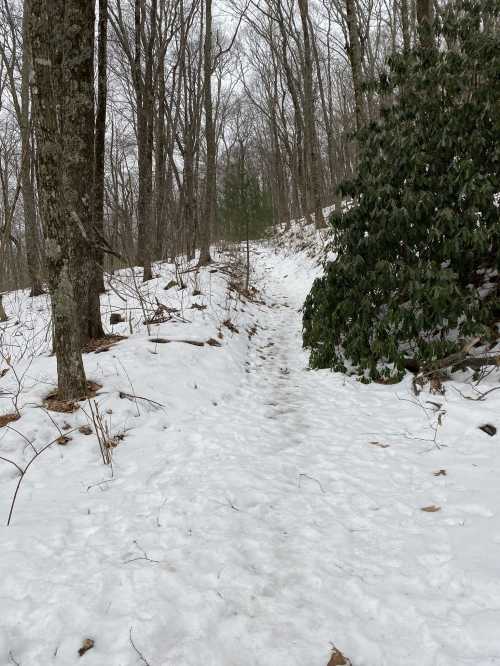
1;238;500;666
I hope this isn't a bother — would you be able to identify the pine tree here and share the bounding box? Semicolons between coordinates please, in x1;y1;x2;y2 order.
220;156;273;242
303;0;500;380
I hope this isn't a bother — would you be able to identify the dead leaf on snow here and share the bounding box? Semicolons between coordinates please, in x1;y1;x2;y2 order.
78;638;94;657
369;441;390;448
327;647;352;665
0;412;20;428
421;505;441;512
433;469;447;476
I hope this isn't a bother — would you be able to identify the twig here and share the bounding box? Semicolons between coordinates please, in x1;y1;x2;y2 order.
298;473;326;493
118;391;165;409
125;540;160;564
106;276;128;302
0;455;23;474
129;628;151;665
6;424;38;455
116;357;140;417
5;427;80;525
469;385;500;401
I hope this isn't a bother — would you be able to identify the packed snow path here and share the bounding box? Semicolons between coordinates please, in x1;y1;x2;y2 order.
1;246;500;665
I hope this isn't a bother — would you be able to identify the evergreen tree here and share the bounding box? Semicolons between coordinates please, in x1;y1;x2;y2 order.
220;155;273;242
303;0;500;380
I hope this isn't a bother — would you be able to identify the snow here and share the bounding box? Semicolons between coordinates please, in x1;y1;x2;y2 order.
1;237;500;666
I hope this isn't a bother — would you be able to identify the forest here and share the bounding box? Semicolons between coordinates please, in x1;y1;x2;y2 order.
0;0;499;664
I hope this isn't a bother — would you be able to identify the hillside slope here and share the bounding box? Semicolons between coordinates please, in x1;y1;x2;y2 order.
1;239;499;666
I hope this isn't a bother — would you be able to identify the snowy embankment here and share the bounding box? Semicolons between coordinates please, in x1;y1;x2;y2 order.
1;235;500;666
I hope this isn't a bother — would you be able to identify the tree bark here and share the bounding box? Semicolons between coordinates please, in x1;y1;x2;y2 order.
66;0;104;344
298;0;324;228
345;0;367;131
93;0;108;297
30;0;89;400
416;0;434;48
155;54;167;259
135;0;155;281
199;0;215;266
400;0;411;52
0;294;7;322
21;0;44;297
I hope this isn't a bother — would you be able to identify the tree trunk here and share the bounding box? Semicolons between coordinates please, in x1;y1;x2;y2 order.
135;0;155;281
30;0;96;400
21;0;43;297
66;0;103;344
155;63;166;260
199;0;214;266
93;0;108;297
0;295;7;322
345;0;367;131
298;0;324;228
416;0;434;48
400;0;411;52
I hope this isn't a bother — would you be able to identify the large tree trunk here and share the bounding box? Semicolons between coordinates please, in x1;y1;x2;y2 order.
66;0;103;344
199;0;214;266
30;0;97;400
21;0;44;297
93;0;108;298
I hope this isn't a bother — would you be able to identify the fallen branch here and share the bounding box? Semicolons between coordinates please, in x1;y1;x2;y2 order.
406;349;500;377
119;391;165;409
149;337;207;347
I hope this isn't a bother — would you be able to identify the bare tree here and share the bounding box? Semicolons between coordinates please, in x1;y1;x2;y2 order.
298;0;325;227
0;0;44;296
198;0;215;265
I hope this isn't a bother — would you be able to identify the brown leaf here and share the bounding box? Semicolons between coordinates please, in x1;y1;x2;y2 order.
78;638;94;657
433;469;447;476
369;441;390;448
421;505;441;512
0;413;20;428
327;647;352;666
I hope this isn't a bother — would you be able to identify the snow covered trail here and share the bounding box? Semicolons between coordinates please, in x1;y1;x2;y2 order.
1;245;500;666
